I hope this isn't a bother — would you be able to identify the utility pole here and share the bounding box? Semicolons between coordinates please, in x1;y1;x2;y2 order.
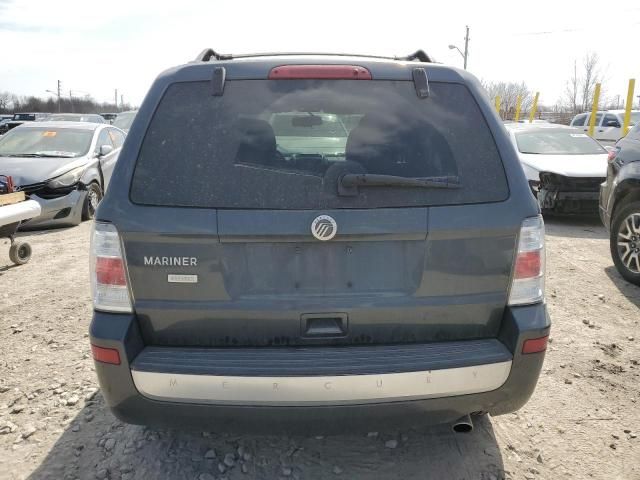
46;81;62;112
448;26;470;70
463;25;469;70
120;94;124;109
114;89;118;111
57;80;61;112
69;90;73;113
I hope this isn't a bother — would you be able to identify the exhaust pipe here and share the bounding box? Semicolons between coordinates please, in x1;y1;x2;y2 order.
452;414;474;433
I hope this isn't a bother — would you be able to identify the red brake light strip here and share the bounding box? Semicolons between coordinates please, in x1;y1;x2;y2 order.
269;65;372;80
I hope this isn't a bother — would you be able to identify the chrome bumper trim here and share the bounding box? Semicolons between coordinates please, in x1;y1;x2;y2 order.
131;360;512;406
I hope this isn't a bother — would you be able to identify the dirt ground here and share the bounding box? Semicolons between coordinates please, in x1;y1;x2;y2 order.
0;217;638;480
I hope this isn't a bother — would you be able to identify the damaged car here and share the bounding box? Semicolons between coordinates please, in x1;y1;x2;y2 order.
505;123;608;214
0;121;124;228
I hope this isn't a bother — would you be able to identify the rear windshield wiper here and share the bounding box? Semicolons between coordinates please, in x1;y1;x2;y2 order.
338;173;460;196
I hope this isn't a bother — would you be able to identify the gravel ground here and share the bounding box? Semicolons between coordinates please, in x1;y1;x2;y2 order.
0;217;638;480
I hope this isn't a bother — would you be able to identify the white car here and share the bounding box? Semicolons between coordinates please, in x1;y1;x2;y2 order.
569;109;640;144
505;123;608;214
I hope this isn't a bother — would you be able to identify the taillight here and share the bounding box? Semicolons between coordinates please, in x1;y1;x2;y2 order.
268;65;372;80
95;257;127;285
90;222;132;313
607;146;620;163
509;215;545;306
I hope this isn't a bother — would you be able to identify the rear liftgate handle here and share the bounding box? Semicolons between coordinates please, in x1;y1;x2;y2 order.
301;313;349;338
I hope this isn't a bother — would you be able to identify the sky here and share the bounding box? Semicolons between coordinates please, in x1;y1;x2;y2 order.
1;0;639;108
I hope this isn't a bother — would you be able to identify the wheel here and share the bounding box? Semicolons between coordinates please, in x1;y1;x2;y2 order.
82;183;103;221
9;241;32;265
610;200;640;285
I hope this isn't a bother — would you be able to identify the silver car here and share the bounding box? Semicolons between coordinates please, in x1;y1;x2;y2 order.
0;121;125;228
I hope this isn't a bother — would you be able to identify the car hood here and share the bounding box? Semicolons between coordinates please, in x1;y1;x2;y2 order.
0;155;88;186
519;153;607;177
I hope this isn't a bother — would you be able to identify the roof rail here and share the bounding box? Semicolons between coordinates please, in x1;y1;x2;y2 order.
193;50;432;63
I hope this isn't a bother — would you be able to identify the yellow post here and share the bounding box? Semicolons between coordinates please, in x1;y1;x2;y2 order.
528;92;539;123
622;78;636;136
514;95;522;122
587;83;601;138
495;95;501;118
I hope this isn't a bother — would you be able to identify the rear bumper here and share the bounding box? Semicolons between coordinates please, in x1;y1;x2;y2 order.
130;340;513;406
90;304;550;433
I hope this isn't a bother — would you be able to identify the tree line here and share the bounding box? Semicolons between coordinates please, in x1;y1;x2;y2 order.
0;92;134;115
483;52;633;124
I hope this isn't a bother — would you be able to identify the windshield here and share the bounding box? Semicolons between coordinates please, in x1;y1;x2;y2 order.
132;80;508;209
113;112;136;130
0;127;93;157
515;131;606;155
629;112;640;125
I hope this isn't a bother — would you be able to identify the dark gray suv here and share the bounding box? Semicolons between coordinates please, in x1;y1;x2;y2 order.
600;122;640;285
89;50;550;432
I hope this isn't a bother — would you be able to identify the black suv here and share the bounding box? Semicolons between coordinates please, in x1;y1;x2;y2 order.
600;122;640;285
89;50;550;432
0;112;49;134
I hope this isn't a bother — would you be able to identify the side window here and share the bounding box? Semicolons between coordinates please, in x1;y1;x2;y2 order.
582;113;602;126
108;128;125;148
593;113;602;126
571;114;587;126
95;129;114;153
603;114;620;128
629;124;640;141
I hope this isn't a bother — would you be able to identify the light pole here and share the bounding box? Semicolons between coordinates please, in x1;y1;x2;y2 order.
45;87;61;112
449;25;470;69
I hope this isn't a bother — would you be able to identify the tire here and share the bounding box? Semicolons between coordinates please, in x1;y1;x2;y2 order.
610;200;640;286
82;183;103;221
9;241;32;265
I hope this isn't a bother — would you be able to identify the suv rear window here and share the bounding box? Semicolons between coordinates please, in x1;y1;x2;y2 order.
131;80;508;209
